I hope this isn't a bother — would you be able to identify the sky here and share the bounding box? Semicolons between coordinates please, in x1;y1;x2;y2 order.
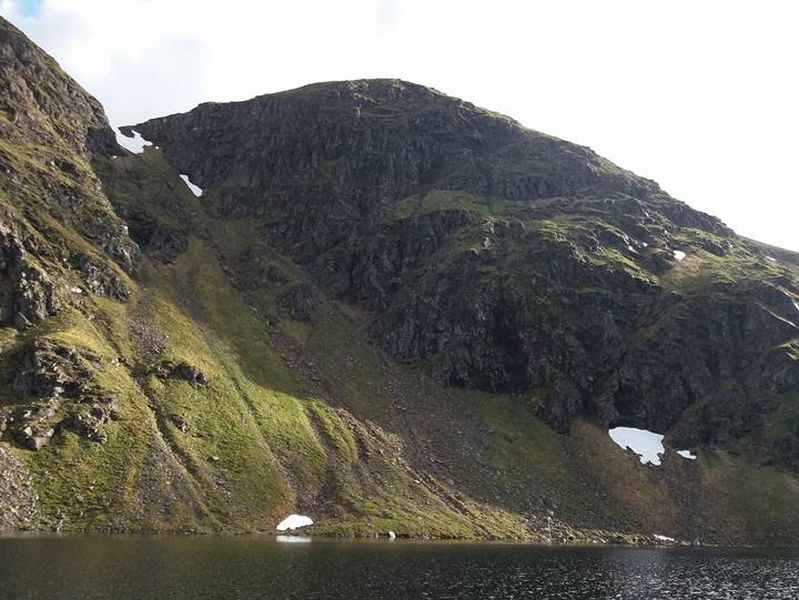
1;0;797;251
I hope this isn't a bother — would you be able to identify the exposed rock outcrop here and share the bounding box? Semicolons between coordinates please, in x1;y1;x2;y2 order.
153;360;209;387
9;340;119;448
0;220;59;326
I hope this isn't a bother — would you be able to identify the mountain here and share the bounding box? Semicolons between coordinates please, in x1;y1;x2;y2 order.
1;16;799;544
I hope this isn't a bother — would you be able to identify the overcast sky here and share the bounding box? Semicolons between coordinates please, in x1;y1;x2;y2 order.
2;0;797;251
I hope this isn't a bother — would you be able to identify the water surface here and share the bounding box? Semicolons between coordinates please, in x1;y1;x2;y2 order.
1;535;797;599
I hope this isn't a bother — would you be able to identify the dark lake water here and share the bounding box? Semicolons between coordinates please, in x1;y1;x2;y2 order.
1;535;797;599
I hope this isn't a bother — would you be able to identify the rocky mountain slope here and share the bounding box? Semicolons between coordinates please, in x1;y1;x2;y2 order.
1;16;799;544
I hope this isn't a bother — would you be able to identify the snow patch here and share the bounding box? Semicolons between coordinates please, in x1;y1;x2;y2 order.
608;427;665;466
627;245;635;252
179;174;203;197
114;128;152;154
642;242;649;248
677;449;697;460
654;534;676;543
276;514;313;531
766;256;777;263
673;250;686;261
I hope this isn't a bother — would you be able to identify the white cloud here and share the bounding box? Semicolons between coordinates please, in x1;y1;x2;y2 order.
2;0;797;251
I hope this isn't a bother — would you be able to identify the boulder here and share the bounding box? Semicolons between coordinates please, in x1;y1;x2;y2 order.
155;361;209;387
17;425;54;451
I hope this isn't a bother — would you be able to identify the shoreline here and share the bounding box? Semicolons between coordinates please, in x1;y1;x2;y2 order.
0;527;783;549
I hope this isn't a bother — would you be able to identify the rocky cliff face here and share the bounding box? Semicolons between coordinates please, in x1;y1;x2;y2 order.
2;15;799;544
133;79;799;463
0;18;136;281
0;18;137;457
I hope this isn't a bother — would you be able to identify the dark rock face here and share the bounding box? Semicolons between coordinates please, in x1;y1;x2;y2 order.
0;17;139;279
132;78;799;467
0;18;109;156
0;220;59;326
369;226;799;438
68;253;130;300
125;217;187;263
135;80;712;262
13;340;97;399
316;208;477;309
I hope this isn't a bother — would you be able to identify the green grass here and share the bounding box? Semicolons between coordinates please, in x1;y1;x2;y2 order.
699;450;799;544
386;190;496;221
477;396;608;524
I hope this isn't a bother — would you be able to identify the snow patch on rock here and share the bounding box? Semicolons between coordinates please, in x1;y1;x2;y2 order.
608;427;665;466
115;128;152;154
276;514;313;531
677;449;697;460
673;250;686;261
179;174;203;197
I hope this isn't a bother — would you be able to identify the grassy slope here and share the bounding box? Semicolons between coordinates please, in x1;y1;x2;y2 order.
0;149;529;537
